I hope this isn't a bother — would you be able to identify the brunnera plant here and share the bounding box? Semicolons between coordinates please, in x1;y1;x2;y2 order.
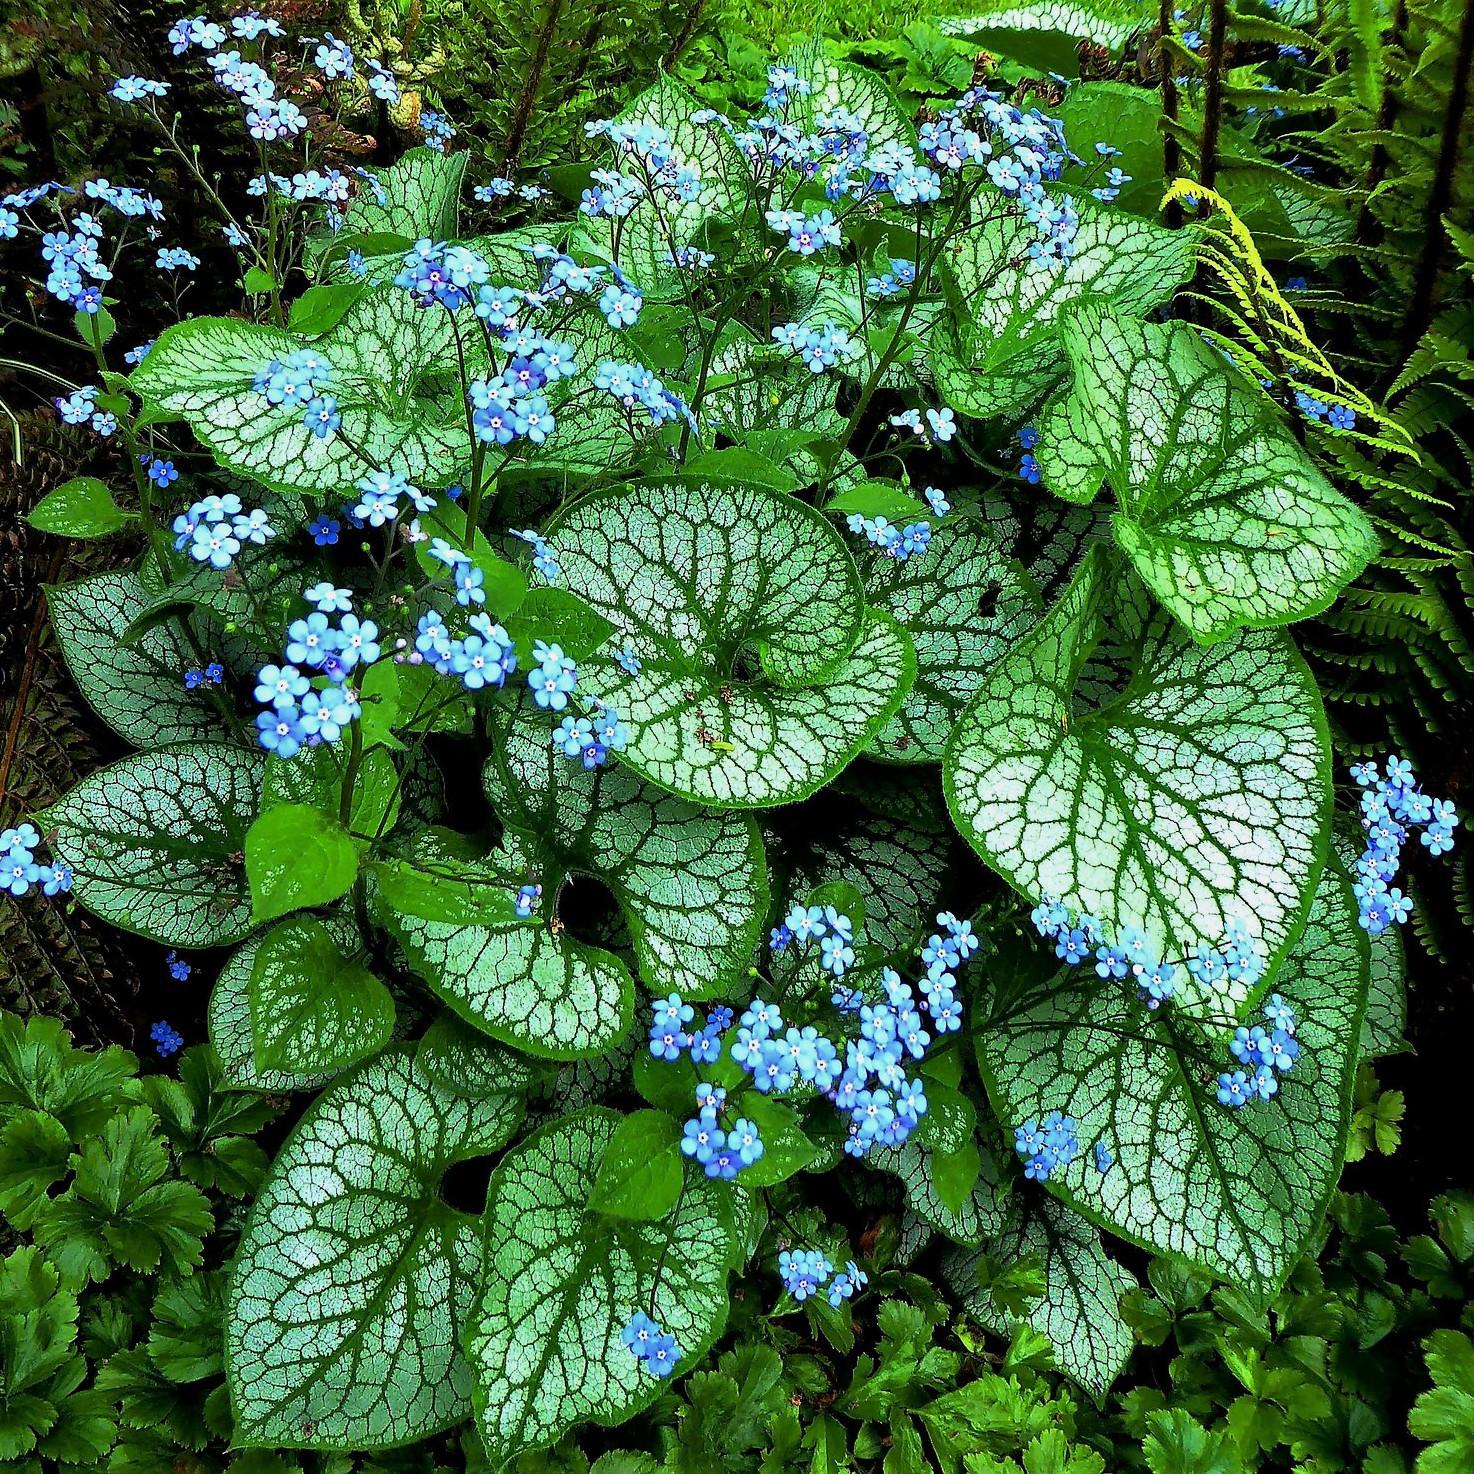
0;11;1459;1468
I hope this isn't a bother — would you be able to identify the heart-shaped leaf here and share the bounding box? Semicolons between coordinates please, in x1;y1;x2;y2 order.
483;693;767;1000
28;476;132;538
869;1134;1010;1247
371;833;635;1059
933;201;1194;421
248;918;394;1075
576;74;749;301
544;479;914;808
943;547;1330;1009
131;286;467;497
780;37;915;154
209;918;358;1093
227;1045;527;1450
975;861;1369;1297
469;1109;741;1466
246;803;360;924
860;515;1042;762
41;744;262;947
942;1192;1136;1401
46;571;226;748
1038;301;1378;642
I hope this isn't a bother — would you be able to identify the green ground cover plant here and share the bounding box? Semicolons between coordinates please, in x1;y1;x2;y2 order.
0;1;1469;1470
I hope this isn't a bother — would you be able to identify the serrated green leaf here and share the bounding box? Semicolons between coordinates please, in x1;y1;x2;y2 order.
483;691;768;1000
943;547;1330;1011
130;286;468;497
46;571;225;748
976;861;1369;1296
944;1193;1136;1401
469;1109;740;1465
1039;301;1377;643
861;515;1041;762
0;1013;136;1139
1141;1408;1245;1474
246;803;359;924
32;1107;212;1287
935;202;1194;421
42;744;262;947
248;917;394;1075
544;479;914;807
227;1046;527;1450
1411;1331;1474;1474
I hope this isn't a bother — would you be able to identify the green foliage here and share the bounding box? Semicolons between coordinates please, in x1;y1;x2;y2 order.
0;1012;278;1472
5;6;1469;1473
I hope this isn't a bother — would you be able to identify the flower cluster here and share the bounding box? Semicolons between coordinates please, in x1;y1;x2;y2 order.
620;1312;680;1378
166;950;192;981
777;1249;867;1308
409;607;518;694
253;588;381;756
512;528;562;583
676;1079;763;1181
593;361;692;429
54;386;117;437
151;1020;184;1057
183;662;224;689
253;348;338;438
648;995;735;1068
40;212;113;312
553;701;630;770
171;492;275;569
845;512;931;561
582;117;706;220
889;406;956;445
866;258;917;298
1016;425;1041;484
1030;895;1266;1010
1350;755;1458;934
1;824;73;901
771;321;861;375
1295;390;1356;430
1014;1111;1079;1181
1217;994;1299;1107
772;902;857;978
919;88;1080;264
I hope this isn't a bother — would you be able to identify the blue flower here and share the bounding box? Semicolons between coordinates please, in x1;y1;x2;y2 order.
151;1021;184;1057
727;1118;764;1167
1093;1141;1113;1173
621;1312;680;1378
255;707;306;758
166;950;192;981
778;1248;833;1301
1014;1111;1079;1181
147;458;179;486
309;515;340;546
827;1260;867;1307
